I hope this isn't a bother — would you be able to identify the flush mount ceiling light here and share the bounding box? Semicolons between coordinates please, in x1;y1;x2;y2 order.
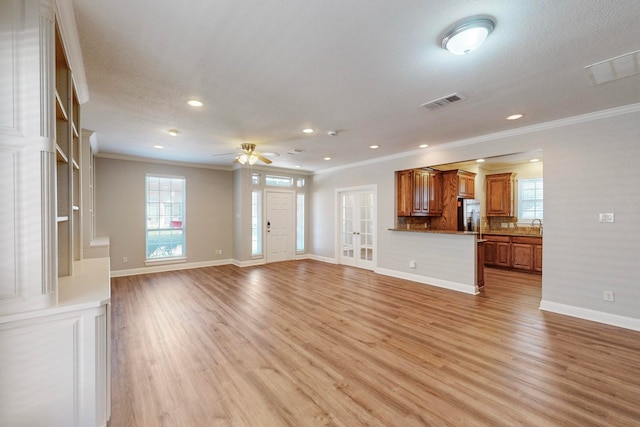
187;99;203;107
302;128;315;134
168;129;179;136
419;144;429;148
369;145;379;149
441;18;495;55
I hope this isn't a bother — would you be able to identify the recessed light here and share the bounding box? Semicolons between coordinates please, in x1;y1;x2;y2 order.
324;157;332;161
419;144;429;148
295;165;302;168
369;145;379;149
302;128;315;134
476;158;485;163
187;100;203;107
506;114;524;120
168;129;179;136
153;145;164;149
530;158;540;163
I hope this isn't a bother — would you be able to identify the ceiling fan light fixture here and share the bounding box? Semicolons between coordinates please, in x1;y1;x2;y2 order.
441;18;495;55
248;154;259;165
237;153;249;164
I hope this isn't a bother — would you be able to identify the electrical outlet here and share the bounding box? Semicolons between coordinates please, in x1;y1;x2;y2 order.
603;291;615;302
122;257;128;263
215;249;223;255
599;213;615;223
409;260;416;269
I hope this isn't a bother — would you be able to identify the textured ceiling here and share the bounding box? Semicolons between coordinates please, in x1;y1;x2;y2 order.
72;0;640;172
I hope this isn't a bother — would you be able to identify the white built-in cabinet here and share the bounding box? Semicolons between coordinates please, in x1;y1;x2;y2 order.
0;1;110;426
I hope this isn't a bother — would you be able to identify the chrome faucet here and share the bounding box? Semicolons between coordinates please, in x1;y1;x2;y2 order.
531;218;543;235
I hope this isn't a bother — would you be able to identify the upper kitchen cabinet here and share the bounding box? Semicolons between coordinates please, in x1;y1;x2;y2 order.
396;169;442;216
486;172;516;217
441;169;476;199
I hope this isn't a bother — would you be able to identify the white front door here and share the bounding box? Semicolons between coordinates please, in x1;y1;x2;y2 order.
266;190;295;263
339;190;375;270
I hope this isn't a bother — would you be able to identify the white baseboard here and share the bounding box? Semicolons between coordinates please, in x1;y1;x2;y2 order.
232;258;266;267
110;259;233;277
375;267;478;295
307;254;337;264
539;300;640;332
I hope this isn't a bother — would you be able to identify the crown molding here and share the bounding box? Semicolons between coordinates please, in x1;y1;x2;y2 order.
95;152;235;171
315;102;640;175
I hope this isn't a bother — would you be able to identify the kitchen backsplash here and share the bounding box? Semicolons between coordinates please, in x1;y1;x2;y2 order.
483;216;543;235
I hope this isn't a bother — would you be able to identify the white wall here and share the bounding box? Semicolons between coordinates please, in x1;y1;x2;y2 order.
95;157;234;272
311;107;640;329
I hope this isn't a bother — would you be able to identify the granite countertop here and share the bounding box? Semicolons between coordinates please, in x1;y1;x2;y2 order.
389;228;479;235
482;231;543;238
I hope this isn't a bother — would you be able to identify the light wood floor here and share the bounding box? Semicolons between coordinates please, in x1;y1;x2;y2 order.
108;261;640;426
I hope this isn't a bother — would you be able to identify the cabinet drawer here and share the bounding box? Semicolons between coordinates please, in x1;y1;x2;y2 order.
512;236;542;245
483;235;511;243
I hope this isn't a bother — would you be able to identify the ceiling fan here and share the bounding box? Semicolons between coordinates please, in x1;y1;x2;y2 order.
234;143;272;165
213;143;273;165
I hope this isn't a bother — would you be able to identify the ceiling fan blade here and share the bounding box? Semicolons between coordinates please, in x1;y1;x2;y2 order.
212;152;237;157
257;154;272;164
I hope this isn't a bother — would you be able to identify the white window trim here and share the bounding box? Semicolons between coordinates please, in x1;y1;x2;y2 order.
145;174;187;260
517;177;543;224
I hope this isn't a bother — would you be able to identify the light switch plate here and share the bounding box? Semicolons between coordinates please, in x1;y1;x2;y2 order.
599;213;615;223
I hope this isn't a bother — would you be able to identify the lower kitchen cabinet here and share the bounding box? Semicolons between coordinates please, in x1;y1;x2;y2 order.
484;235;511;268
484;234;542;273
512;243;534;270
477;240;485;288
534;243;543;272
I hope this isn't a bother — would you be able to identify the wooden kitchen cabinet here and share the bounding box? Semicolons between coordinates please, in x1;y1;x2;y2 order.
458;171;476;199
486;172;516;216
397;169;413;216
495;241;511;267
477;240;485;288
534;243;543;272
396;169;442;216
483;235;511;267
484;234;542;273
512;242;534;270
441;169;476;199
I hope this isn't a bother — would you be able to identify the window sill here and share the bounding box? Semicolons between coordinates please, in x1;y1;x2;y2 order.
145;256;187;267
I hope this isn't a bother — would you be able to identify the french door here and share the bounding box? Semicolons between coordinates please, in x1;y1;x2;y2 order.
338;189;375;270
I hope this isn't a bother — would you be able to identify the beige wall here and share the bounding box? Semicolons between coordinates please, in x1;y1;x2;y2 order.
95;157;233;272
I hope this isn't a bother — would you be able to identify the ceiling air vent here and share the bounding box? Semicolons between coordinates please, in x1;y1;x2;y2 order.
287;149;304;155
420;93;466;111
585;49;640;86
